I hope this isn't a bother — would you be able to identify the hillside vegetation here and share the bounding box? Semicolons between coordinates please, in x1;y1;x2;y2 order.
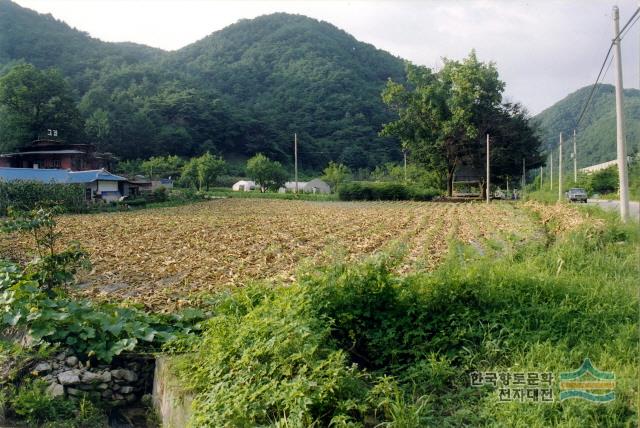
534;84;640;167
0;1;404;171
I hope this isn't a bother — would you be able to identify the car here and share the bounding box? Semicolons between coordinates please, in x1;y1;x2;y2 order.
566;188;588;203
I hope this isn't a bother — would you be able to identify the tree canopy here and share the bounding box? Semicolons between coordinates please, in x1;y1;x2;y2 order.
382;51;543;195
0;63;83;150
246;154;288;192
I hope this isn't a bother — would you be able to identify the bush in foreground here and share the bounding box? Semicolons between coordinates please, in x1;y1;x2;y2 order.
173;211;638;427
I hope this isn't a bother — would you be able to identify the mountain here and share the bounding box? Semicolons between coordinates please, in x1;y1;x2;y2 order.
0;1;406;171
534;84;640;168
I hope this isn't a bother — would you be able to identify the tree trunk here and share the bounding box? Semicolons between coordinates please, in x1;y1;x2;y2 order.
446;170;454;197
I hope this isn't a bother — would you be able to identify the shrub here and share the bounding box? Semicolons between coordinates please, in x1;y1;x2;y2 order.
338;182;439;201
0;181;86;216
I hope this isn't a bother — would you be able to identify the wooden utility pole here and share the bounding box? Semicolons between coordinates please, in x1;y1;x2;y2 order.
612;6;630;221
486;134;490;203
558;133;563;202
573;129;577;182
294;133;299;194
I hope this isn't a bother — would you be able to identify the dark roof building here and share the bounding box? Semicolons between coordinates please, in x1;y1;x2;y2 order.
0;139;114;171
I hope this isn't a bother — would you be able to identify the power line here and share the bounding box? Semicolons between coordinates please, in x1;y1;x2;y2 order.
574;7;640;130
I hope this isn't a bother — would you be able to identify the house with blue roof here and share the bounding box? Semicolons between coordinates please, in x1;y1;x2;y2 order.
0;167;129;202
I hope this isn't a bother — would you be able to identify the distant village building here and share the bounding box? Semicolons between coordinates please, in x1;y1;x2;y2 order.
279;179;331;194
232;180;257;191
0;139;115;171
0;167;127;201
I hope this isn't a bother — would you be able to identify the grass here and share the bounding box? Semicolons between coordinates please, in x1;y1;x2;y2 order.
203;187;339;201
169;201;639;426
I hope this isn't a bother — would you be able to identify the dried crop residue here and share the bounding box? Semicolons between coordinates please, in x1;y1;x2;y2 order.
524;201;604;236
4;199;536;310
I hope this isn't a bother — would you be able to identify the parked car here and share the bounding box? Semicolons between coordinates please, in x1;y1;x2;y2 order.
566;188;588;203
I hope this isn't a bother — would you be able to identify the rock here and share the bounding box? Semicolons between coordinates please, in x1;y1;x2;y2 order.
110;399;125;407
65;356;78;367
57;370;81;385
125;393;136;403
96;383;109;391
55;351;67;361
111;369;137;382
99;371;112;383
112;384;120;391
80;371;104;384
52;362;60;369
66;387;82;396
114;393;124;400
46;383;65;397
101;390;112;399
77;384;94;391
34;362;52;373
119;386;135;394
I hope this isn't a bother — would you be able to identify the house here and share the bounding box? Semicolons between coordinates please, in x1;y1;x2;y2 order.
232;180;256;191
278;179;331;194
0;139;115;171
0;167;127;202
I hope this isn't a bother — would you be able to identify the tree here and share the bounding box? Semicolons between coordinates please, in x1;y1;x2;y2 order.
0;63;83;151
246;153;287;192
141;155;185;179
322;161;350;192
382;52;507;196
197;152;227;191
179;153;227;191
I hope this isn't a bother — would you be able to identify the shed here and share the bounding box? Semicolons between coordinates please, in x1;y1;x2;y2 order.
232;180;256;192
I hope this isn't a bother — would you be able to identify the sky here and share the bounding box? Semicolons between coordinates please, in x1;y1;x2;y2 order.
12;0;640;114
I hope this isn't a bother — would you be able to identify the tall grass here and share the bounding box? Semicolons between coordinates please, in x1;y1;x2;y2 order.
172;207;639;427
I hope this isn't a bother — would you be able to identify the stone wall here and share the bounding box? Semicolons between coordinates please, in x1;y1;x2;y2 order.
32;350;153;407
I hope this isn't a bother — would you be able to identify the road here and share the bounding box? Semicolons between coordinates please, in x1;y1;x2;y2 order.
587;199;640;221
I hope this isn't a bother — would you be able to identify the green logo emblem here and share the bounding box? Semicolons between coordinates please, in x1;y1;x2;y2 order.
559;358;615;403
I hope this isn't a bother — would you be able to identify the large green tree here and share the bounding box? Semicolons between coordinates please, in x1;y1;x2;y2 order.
0;63;83;151
180;153;227;191
246;154;288;192
382;52;504;196
321;161;350;192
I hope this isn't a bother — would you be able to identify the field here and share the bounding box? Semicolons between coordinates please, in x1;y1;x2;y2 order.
4;199;544;310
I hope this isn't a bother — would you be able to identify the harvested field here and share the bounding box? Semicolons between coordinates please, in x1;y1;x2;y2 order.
4;199;544;310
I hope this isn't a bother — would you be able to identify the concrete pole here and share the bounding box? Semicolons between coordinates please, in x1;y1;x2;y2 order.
522;158;526;198
403;150;407;182
540;166;543;190
550;152;554;191
294;133;299;194
558;133;563;202
486;134;490;203
573;129;577;182
612;6;630;221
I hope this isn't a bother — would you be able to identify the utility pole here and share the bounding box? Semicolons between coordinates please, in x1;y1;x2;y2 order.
612;6;630;221
540;166;543;190
558;133;563;202
550;152;554;191
573;129;577;182
521;158;526;198
403;149;407;182
294;133;299;194
486;134;490;203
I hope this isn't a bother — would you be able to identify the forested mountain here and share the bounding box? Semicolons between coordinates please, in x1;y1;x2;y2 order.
0;0;405;171
534;84;640;168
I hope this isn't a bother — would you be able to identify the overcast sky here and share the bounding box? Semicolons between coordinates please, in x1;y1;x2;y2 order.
13;0;640;114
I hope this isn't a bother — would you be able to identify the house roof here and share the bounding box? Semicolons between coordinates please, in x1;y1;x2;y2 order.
0;150;86;157
0;168;126;184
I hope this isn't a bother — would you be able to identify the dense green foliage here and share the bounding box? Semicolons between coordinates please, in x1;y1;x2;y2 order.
382;52;543;196
245;153;287;192
534;84;640;167
174;208;638;426
0;181;85;215
338;182;440;201
0;209;205;363
0;2;405;170
180;152;227;190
